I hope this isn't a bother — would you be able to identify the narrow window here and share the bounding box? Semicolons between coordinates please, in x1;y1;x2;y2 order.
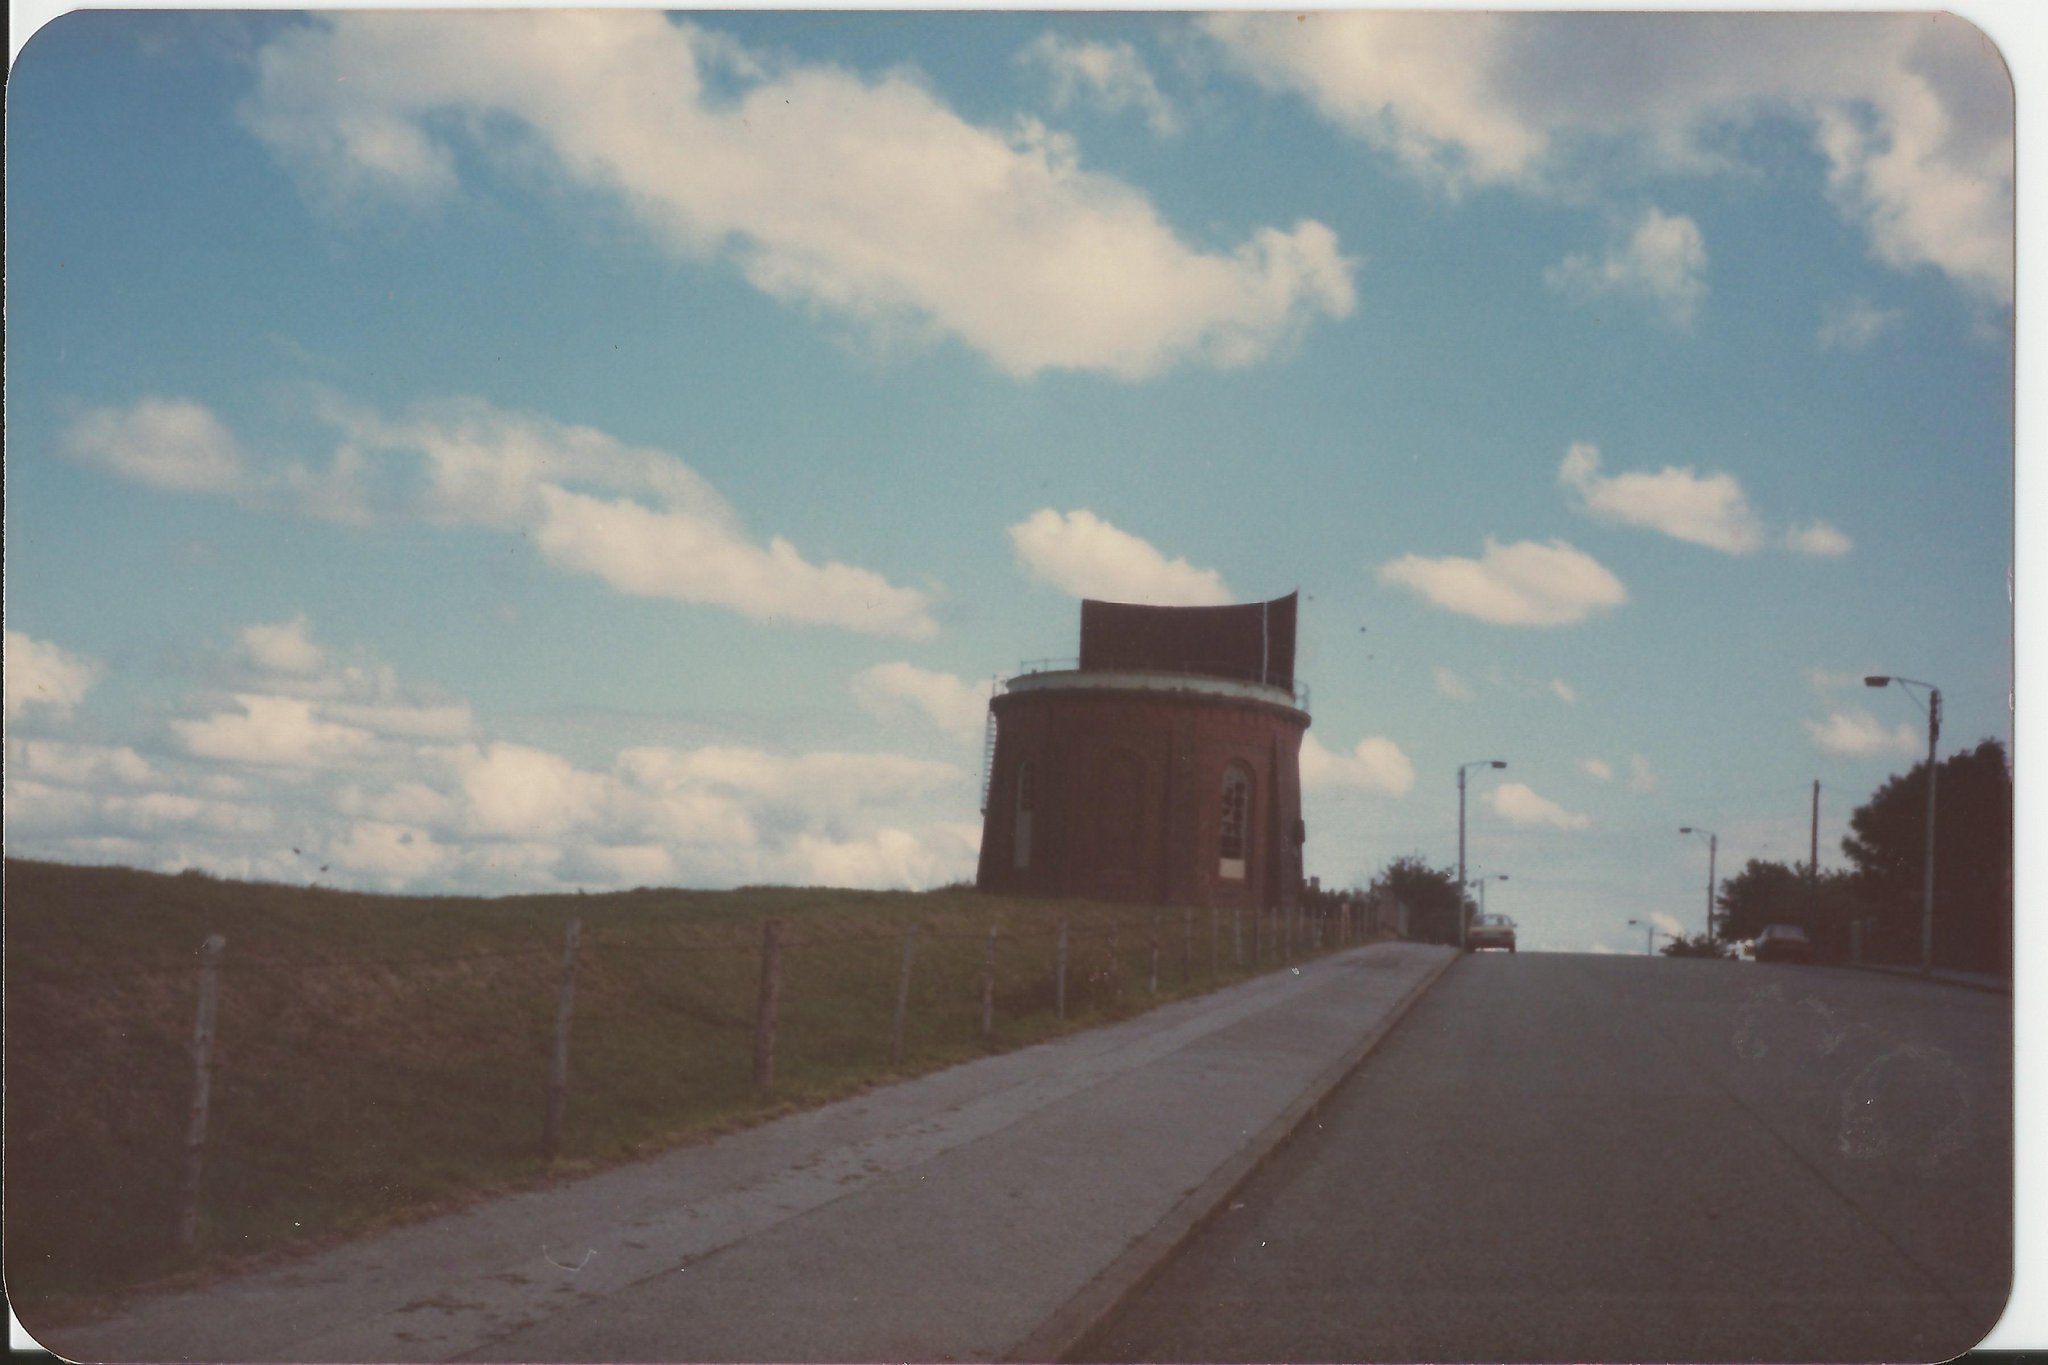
1219;764;1250;880
1014;761;1036;870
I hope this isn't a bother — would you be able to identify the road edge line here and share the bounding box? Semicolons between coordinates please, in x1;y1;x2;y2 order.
1003;944;1461;1364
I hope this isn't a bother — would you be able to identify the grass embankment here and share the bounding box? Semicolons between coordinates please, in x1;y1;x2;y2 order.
4;858;1339;1317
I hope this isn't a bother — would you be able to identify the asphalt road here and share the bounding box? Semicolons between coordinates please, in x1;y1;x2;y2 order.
1074;952;2011;1364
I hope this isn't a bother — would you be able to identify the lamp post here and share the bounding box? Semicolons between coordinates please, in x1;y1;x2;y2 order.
1627;918;1671;957
1468;873;1508;916
1678;827;1718;943
1457;760;1507;951
1865;675;1941;975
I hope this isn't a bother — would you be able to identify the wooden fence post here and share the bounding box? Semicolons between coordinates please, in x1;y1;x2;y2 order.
891;923;919;1067
542;918;583;1159
1055;916;1068;1019
753;920;783;1091
980;927;998;1037
176;933;226;1251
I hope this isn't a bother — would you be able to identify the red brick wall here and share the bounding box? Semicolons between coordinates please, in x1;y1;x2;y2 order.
976;684;1307;911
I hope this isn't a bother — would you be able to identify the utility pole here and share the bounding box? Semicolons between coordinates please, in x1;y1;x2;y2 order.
1809;779;1820;917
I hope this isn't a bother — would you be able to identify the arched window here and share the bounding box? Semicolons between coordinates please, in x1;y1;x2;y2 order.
1219;764;1251;880
1013;761;1036;870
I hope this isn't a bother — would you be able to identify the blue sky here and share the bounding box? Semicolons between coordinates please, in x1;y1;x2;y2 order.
5;9;2017;962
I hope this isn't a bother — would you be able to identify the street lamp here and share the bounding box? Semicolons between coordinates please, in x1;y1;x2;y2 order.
1678;827;1718;943
1627;918;1673;957
1468;872;1509;916
1457;760;1507;951
1866;674;1941;975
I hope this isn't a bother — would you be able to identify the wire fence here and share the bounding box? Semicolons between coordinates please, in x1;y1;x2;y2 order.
6;895;1387;1306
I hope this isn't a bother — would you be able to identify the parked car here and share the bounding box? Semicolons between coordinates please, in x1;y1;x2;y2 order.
1468;913;1517;953
1753;923;1815;964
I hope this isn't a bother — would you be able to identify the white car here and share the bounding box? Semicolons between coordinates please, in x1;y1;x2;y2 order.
1468;913;1517;953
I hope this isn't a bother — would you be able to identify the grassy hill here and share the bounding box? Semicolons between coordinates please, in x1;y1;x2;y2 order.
4;858;1327;1316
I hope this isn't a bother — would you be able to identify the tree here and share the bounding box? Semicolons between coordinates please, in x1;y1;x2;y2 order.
1660;932;1734;959
1714;858;1807;944
1368;854;1472;946
1841;738;2012;974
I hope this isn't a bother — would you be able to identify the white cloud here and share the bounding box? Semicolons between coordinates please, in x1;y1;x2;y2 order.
4;617;990;898
329;820;454;885
6;738;156;789
1628;753;1659;794
244;12;1354;380
851;663;993;743
57;397;249;496
1433;667;1475;701
1558;441;1761;553
455;742;617;840
1550;678;1578;705
1819;296;1905;350
788;825;977;890
1490;782;1592;831
1558;442;1850;559
1644;911;1685;939
1010;508;1234;606
1202;12;2011;304
1805;709;1920;758
1581;758;1615;782
1378;537;1626;627
4;631;102;722
171;693;377;769
1545;207;1708;327
241;615;329;676
72;394;939;640
1784;521;1854;557
1021;33;1179;136
1299;733;1414;795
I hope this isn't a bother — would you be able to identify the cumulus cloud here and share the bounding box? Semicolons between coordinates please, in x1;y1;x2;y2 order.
851;663;993;743
1805;709;1920;758
1434;667;1475;702
242;12;1354;380
1560;442;1849;559
1202;11;2011;304
1545;207;1708;327
1010;508;1234;605
1558;442;1763;554
1378;537;1626;627
1784;521;1854;557
172;693;377;769
240;614;328;676
57;397;249;496
1819;296;1905;350
1550;678;1578;705
6;738;156;789
1299;733;1414;795
1021;32;1179;136
10;619;982;894
5;631;102;722
1581;758;1615;782
69;394;938;640
1490;782;1593;831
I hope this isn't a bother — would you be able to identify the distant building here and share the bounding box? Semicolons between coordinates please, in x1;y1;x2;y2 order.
975;593;1310;911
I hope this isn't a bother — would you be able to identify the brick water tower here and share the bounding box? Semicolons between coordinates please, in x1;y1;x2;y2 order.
975;592;1310;911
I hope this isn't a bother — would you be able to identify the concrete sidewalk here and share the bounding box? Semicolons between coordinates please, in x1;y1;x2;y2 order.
38;940;1456;1365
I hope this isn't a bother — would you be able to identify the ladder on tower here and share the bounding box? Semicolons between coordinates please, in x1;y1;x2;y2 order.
978;699;999;815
